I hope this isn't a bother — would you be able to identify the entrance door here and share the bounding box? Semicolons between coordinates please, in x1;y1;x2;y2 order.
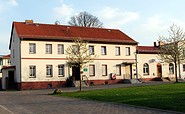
8;71;15;89
157;63;162;77
72;66;80;80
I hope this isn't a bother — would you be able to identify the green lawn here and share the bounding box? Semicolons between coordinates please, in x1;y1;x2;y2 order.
56;83;185;113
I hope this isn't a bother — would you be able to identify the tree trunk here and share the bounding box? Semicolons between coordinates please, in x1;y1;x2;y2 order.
79;64;82;92
174;60;178;83
178;59;181;79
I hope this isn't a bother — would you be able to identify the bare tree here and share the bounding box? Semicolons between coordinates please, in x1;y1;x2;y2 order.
158;24;185;82
66;38;97;91
68;11;103;28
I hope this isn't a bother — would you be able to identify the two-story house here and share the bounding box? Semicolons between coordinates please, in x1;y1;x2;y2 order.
2;20;138;90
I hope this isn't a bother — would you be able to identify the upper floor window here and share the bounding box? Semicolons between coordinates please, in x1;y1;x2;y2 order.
183;64;185;72
8;60;11;65
29;65;36;78
143;63;149;75
72;45;79;54
169;63;174;74
58;44;64;54
115;47;120;56
101;46;107;55
58;64;64;76
116;64;121;76
89;64;95;76
0;59;2;65
89;45;95;55
46;65;53;77
46;44;52;54
126;47;131;56
29;43;36;54
102;64;107;76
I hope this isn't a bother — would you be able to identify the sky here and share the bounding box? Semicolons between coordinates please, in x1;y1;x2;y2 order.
1;0;185;55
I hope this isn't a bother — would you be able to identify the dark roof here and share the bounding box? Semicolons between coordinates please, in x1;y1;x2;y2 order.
2;54;10;59
137;46;160;54
11;21;138;45
2;66;15;70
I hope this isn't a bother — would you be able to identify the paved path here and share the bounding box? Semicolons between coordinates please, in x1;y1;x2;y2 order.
0;82;184;114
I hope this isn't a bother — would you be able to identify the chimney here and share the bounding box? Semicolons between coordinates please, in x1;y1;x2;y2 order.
25;20;33;24
158;41;164;46
154;42;157;47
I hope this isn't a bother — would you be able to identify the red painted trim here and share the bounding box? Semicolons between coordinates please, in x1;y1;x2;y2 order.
21;57;135;61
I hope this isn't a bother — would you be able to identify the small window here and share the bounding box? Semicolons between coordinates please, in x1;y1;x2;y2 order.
101;46;107;55
8;60;11;65
89;65;95;76
58;44;64;54
58;64;64;76
46;65;53;77
183;64;185;72
29;65;36;78
143;63;149;75
115;47;120;56
29;43;36;54
72;45;79;54
89;45;95;55
46;44;52;54
126;47;131;56
102;64;107;76
116;64;121;76
0;59;2;65
169;63;174;74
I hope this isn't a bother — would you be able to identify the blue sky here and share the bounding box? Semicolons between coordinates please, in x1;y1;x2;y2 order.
1;0;185;54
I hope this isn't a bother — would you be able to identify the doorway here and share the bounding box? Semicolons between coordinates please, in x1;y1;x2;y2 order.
72;66;80;80
157;63;162;77
8;71;15;89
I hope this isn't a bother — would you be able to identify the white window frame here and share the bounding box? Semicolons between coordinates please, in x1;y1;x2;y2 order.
29;65;36;78
46;44;52;54
102;64;107;76
89;45;95;55
89;64;95;76
101;46;107;55
58;64;65;76
29;43;36;54
143;63;149;75
46;65;53;77
58;44;64;54
116;64;121;76
126;47;131;56
169;63;174;74
115;46;120;56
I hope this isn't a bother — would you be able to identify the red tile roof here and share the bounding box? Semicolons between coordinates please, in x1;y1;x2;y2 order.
137;46;160;54
1;54;10;59
12;22;137;44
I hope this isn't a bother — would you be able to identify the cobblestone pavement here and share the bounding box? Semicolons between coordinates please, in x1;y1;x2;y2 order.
0;82;184;114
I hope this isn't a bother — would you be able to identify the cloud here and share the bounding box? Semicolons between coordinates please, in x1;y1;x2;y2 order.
53;1;75;23
7;0;18;6
97;7;140;28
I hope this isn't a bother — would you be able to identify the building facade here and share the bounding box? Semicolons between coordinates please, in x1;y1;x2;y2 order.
2;20;138;90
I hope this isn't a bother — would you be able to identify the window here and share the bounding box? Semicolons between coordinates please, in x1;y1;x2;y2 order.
116;65;121;76
8;60;11;65
169;63;174;74
126;47;131;56
0;59;2;65
46;65;53;76
183;64;185;72
183;50;185;56
102;64;107;76
29;65;36;77
89;65;95;76
143;63;149;75
58;44;64;54
101;46;107;55
29;43;36;54
115;47;120;56
46;44;52;54
89;45;95;55
72;45;79;54
58;64;64;76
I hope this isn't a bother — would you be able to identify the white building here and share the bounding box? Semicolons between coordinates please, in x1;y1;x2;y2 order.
2;20;138;90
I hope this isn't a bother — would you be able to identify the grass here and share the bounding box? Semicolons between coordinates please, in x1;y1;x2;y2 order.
56;83;185;113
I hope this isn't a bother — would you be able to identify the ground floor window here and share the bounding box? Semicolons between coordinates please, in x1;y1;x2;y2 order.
46;65;53;77
143;63;149;75
58;64;64;76
116;64;121;76
102;64;107;76
89;65;95;76
29;65;36;78
169;63;174;74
